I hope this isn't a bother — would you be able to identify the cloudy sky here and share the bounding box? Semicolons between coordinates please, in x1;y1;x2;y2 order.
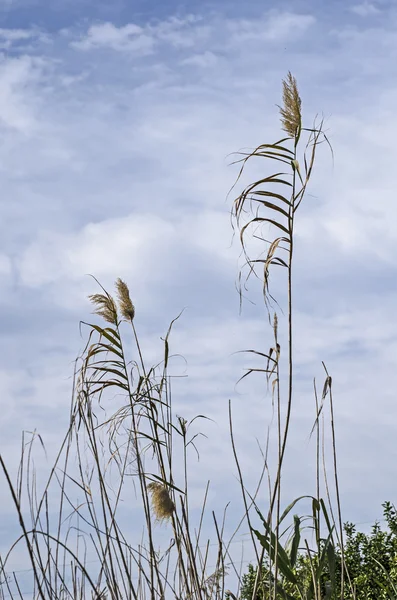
0;0;397;593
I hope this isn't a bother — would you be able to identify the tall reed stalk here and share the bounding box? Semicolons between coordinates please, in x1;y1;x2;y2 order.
229;73;349;600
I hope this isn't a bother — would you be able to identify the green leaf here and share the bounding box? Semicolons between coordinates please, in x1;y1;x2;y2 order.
319;499;334;535
252;529;298;585
90;366;129;381
87;323;123;349
316;529;335;582
289;515;301;568
326;540;336;593
86;343;124;360
279;495;315;525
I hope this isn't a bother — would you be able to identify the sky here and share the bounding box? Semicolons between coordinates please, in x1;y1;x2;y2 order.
0;0;397;594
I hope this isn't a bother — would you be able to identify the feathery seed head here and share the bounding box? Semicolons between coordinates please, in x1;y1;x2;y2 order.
88;293;118;325
115;278;135;321
147;482;175;522
278;71;302;139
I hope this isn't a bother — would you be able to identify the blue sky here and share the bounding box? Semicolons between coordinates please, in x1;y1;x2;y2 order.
1;0;397;591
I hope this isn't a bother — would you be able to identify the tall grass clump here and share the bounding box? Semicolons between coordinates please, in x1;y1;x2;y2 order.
0;277;227;599
0;73;376;599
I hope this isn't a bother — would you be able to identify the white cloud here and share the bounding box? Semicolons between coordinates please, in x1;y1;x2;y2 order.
70;10;313;58
0;28;33;41
227;11;315;42
71;21;155;53
16;208;235;318
151;14;210;48
181;50;218;67
17;214;176;287
0;55;45;132
350;2;381;16
71;15;209;54
0;27;49;51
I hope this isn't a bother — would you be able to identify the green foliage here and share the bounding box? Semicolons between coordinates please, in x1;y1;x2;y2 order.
239;502;397;600
343;501;397;599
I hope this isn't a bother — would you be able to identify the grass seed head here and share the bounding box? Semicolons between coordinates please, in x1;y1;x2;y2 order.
115;278;135;321
88;293;118;325
147;482;175;522
278;71;302;139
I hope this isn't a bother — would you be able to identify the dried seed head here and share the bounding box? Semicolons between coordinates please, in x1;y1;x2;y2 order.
88;293;118;325
147;482;175;522
115;278;135;321
278;71;302;139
